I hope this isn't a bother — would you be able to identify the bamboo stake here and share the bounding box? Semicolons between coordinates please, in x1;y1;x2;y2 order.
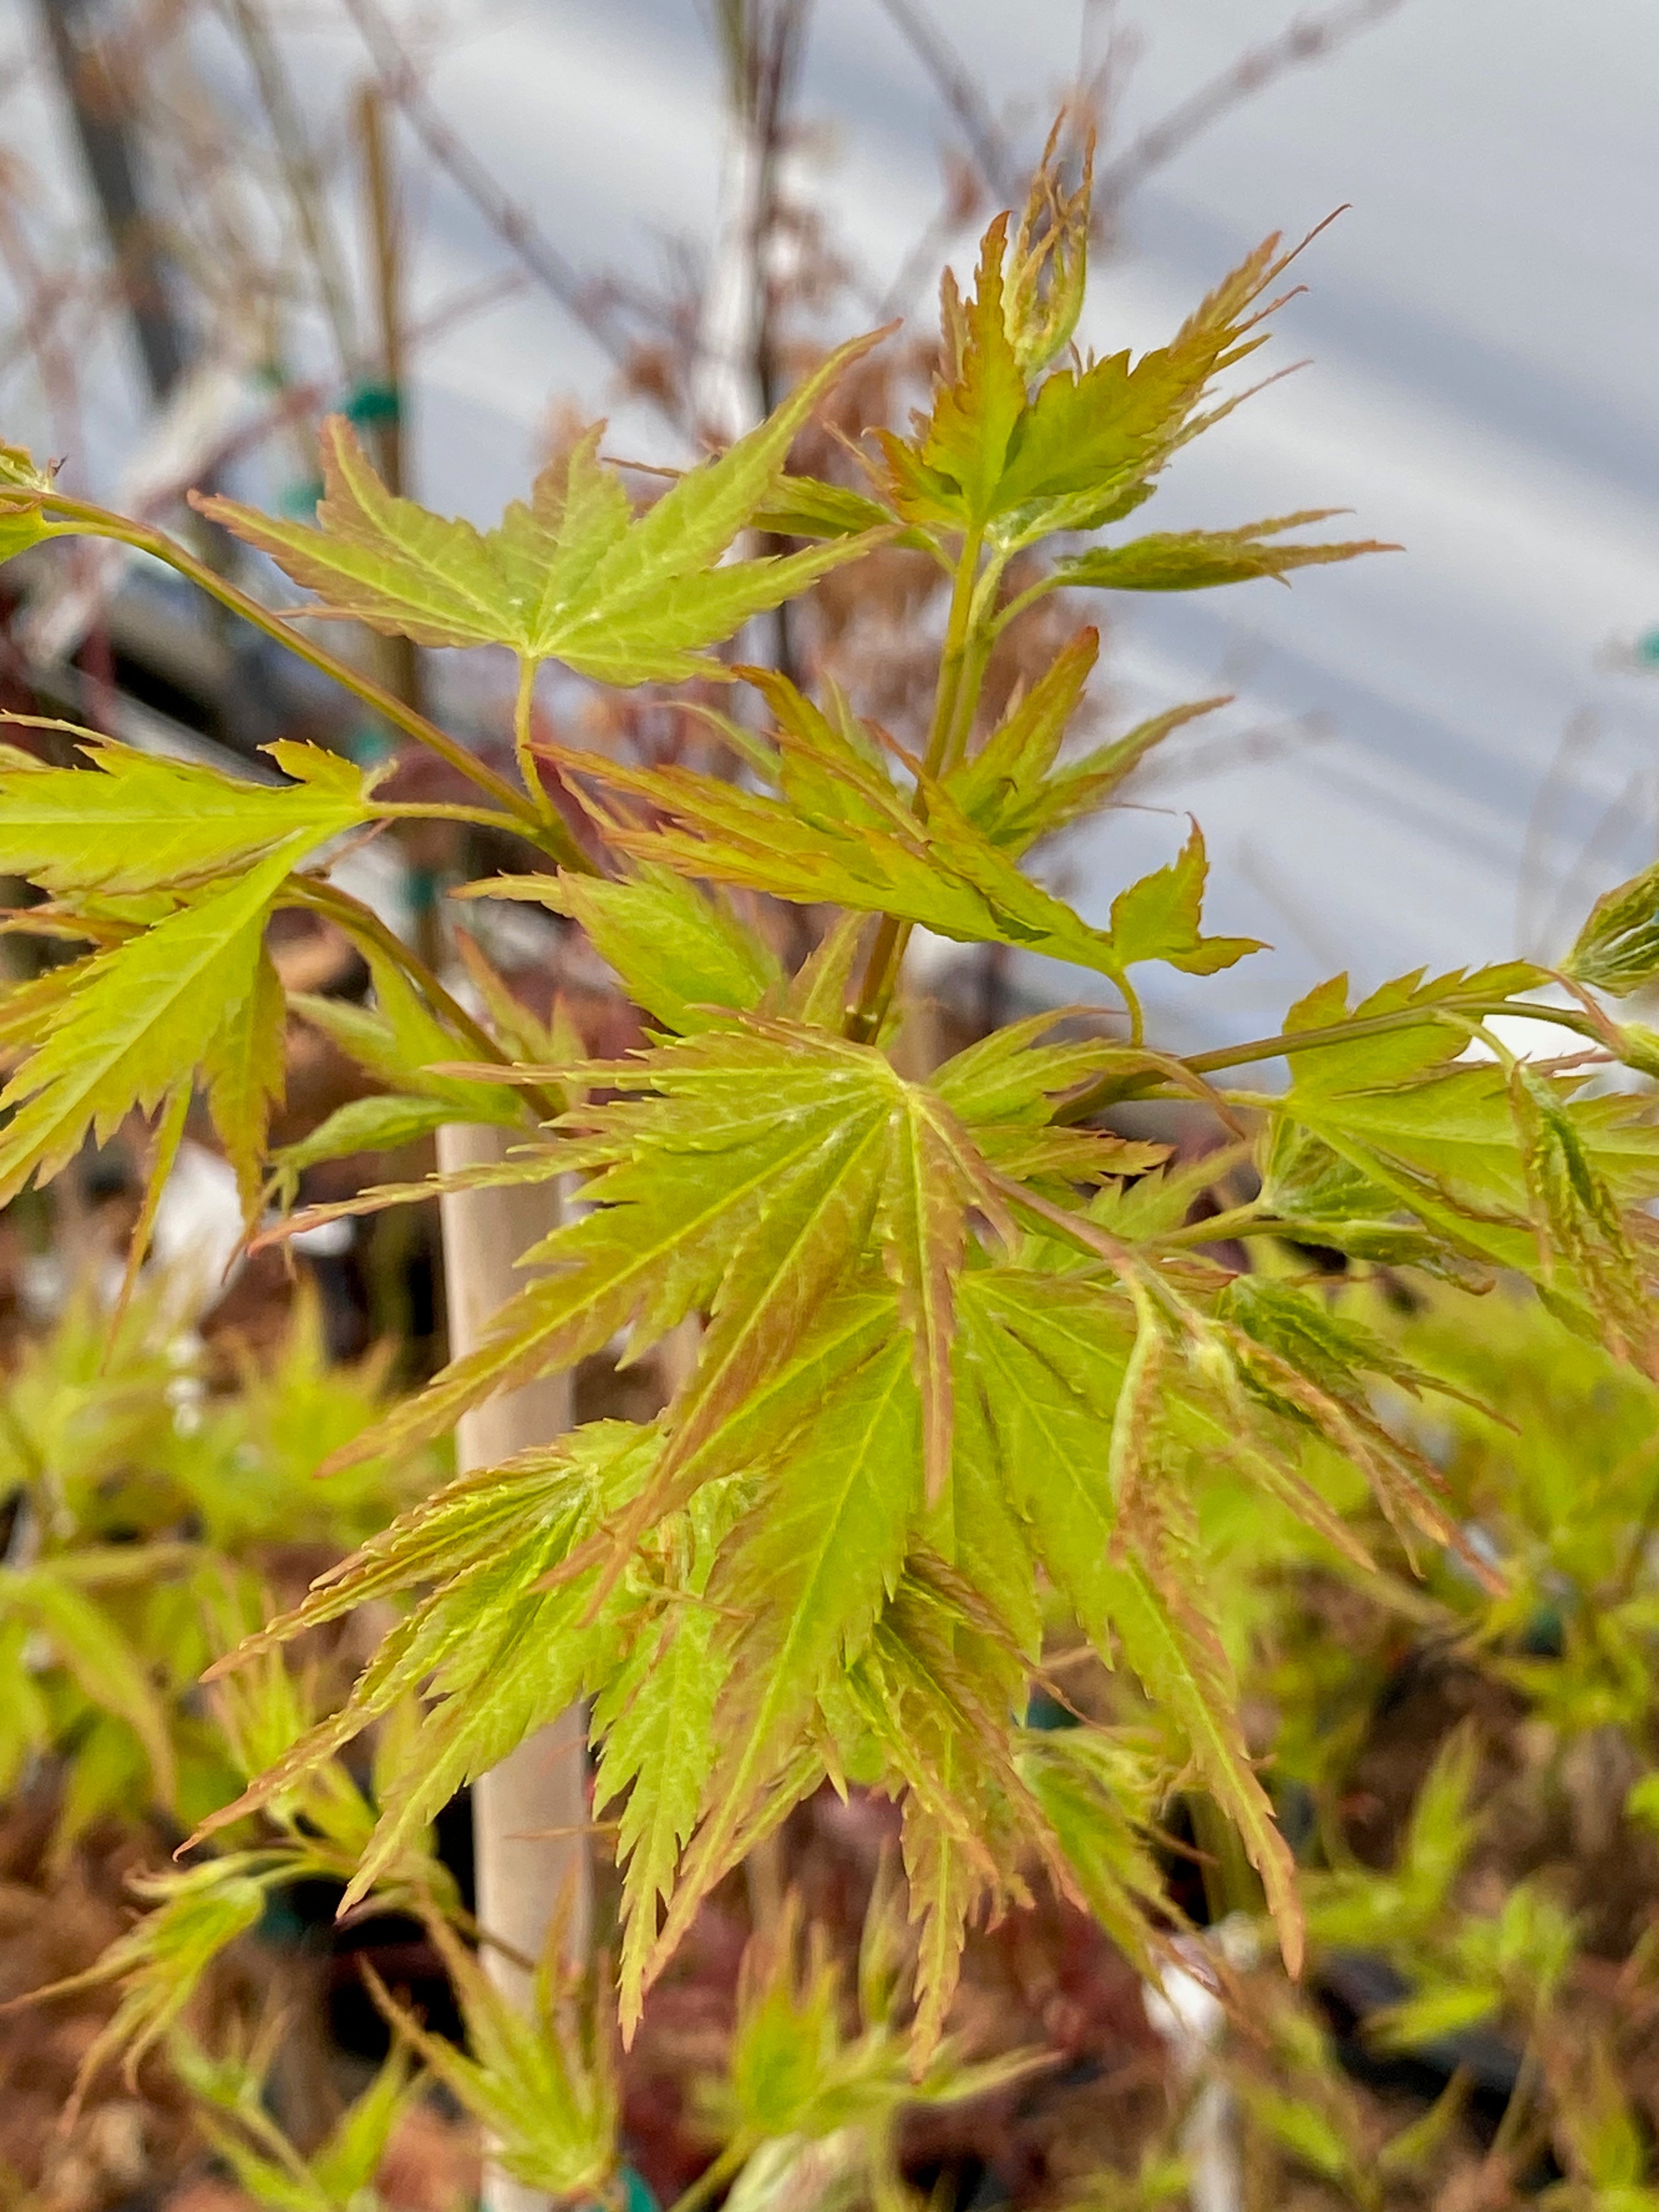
437;1122;588;2212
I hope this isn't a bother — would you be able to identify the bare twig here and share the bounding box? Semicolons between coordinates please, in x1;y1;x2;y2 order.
335;0;676;419
870;0;1017;202
0;193;86;464
33;0;189;396
1094;0;1410;207
216;0;360;373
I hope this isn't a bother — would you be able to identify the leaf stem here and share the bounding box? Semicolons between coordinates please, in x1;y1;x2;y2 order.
667;2140;750;2212
1152;1204;1288;1251
373;799;551;836
923;526;989;782
986;567;1056;640
1184;998;1605;1078
848;528;988;1039
514;653;553;817
1056;996;1608;1125
1116;967;1144;1048
33;491;592;865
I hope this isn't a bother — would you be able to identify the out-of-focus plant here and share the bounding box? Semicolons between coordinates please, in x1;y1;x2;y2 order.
1065;1277;1659;2211
171;2028;430;2212
0;1277;455;2132
0;1278;434;1853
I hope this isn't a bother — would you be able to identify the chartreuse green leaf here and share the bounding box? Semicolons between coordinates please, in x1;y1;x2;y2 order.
20;128;1659;2125
288;933;524;1127
947;628;1101;840
369;1912;617;2200
879;216;1029;529
198;331;884;683
705;1885;1040;2165
0;958;97;1065
194;1422;656;1905
751;472;916;544
1245;961;1659;1321
849;1574;1066;2055
0;437;58;560
317;1024;1009;1516
657;1337;919;1963
546;730;1130;977
270;1092;455;1182
955;1267;1301;1971
1565;857;1659;995
875;217;1362;562
1553;2040;1658;2203
463;864;784;1034
990;229;1317;545
548;690;1257;984
1278;963;1549;1097
946;629;1227;855
592;1561;727;2034
171;2031;422;2212
0;840;303;1207
0;732;382;896
1109;1513;1302;1974
1275;1053;1659;1293
204;947;287;1224
1108;824;1262;976
1019;1729;1166;1978
1;1560;177;1804
9;1858;273;2117
1053;511;1392;594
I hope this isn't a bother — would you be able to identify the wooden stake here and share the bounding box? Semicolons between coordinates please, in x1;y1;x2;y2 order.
437;1121;589;2212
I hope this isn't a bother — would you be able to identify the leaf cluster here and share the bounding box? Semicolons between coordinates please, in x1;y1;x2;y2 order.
2;129;1658;2125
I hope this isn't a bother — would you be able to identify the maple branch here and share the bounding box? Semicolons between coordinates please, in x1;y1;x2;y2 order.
1184;998;1604;1077
1056;996;1606;1126
848;527;989;1041
27;490;595;870
25;499;496;803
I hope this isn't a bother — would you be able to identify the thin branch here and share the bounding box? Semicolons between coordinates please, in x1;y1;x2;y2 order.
28;486;586;851
868;0;1017;202
216;0;360;374
1094;0;1410;207
335;0;677;420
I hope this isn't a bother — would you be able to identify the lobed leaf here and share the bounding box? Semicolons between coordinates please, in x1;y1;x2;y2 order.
1108;823;1263;977
370;1915;618;2198
0;734;379;897
199;335;885;680
0;842;303;1207
1565;858;1659;996
469;865;783;1035
1053;513;1393;594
